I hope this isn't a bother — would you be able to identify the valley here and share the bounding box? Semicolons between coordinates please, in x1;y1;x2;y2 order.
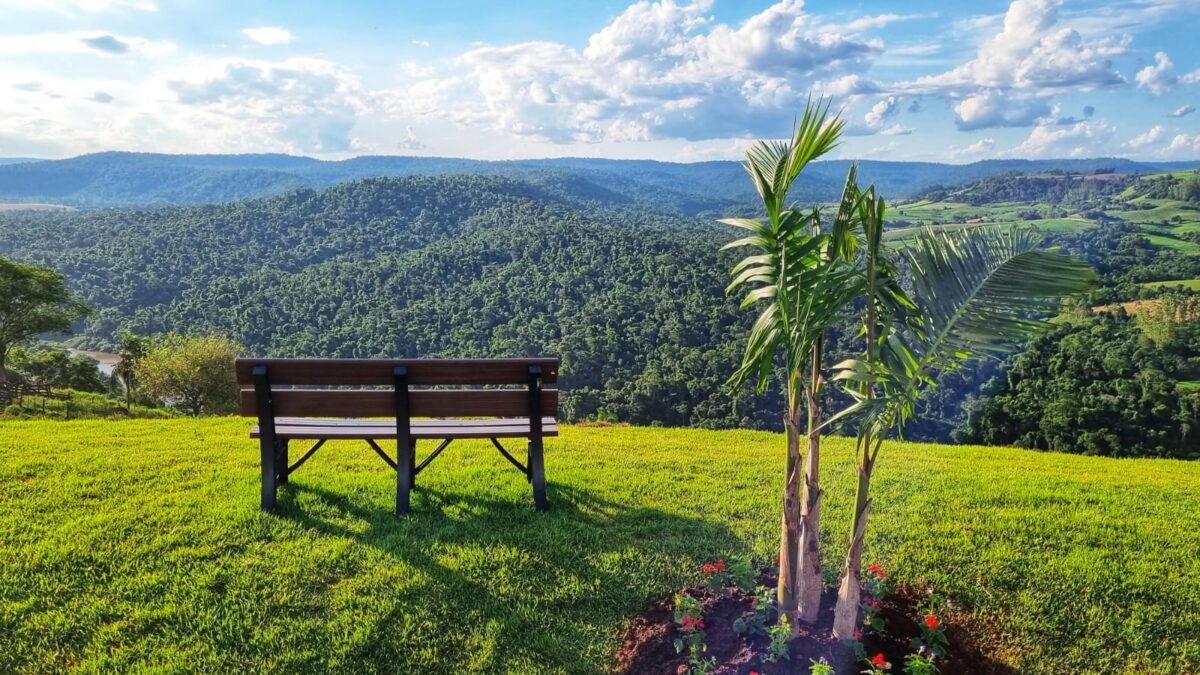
0;160;1196;457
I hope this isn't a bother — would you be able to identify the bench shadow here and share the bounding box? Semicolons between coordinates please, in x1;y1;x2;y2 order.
273;479;752;671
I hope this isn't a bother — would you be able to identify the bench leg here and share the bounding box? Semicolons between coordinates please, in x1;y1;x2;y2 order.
276;439;290;485
396;435;413;516
529;436;547;512
259;435;277;512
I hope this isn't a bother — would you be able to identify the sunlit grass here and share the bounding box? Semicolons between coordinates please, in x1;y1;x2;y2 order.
1;419;1198;673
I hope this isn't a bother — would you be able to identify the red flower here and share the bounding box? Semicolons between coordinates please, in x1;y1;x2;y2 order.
872;652;887;666
866;562;887;579
715;559;726;572
703;562;714;574
696;618;705;629
853;629;863;640
751;597;759;606
681;614;694;630
925;614;940;630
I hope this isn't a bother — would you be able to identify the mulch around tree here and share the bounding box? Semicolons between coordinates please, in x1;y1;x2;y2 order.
614;575;1016;675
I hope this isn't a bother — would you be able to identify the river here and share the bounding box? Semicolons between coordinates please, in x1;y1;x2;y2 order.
68;349;120;377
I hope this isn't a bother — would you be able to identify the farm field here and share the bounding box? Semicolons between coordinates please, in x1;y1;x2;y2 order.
1;419;1198;674
1143;278;1200;290
887;200;1045;225
882;215;1094;241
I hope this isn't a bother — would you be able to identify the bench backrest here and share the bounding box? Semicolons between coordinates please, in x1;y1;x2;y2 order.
235;358;560;418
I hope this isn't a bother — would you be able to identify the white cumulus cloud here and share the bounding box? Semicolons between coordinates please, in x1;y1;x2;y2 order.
242;27;292;46
166;57;366;153
1162;133;1200;157
1135;52;1176;95
1005;119;1114;158
947;137;997;160
906;0;1127;131
1125;124;1165;149
393;0;881;144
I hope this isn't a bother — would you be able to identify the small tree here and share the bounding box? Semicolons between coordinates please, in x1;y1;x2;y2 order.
828;223;1095;638
0;257;90;384
113;330;150;412
136;334;240;416
723;100;860;624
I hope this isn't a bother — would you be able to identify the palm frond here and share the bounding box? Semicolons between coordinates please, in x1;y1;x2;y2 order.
742;98;843;225
904;226;1096;369
833;224;1096;433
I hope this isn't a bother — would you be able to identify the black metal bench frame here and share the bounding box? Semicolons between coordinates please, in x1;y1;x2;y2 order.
240;358;558;515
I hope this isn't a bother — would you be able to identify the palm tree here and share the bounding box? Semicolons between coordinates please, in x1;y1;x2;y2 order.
722;100;860;624
113;330;148;412
828;221;1096;638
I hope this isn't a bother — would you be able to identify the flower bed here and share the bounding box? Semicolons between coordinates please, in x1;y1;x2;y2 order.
615;561;1014;675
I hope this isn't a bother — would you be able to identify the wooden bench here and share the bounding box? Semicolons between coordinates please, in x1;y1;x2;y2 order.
236;357;560;515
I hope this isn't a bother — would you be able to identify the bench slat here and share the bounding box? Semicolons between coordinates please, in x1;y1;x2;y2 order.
238;388;558;418
271;416;558;428
235;358;559;386
252;420;560;440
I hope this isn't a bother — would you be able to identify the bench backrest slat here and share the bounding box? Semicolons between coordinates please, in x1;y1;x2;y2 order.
234;358;559;386
237;387;559;418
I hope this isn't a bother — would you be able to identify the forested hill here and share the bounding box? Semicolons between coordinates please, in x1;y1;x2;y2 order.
4;151;1197;210
0;174;782;428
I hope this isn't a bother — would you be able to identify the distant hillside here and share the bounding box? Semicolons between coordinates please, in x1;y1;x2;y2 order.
2;151;1196;211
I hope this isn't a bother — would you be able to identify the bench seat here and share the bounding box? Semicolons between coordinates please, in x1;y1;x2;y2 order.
252;417;559;440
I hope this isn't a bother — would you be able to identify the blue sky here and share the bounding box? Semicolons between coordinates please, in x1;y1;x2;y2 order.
1;0;1198;162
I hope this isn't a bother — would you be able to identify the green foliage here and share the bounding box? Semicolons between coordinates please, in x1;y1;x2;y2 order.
963;312;1199;458
0;175;783;429
834;226;1095;439
0;388;172;420
136;333;240;416
903;652;938;675
0;256;89;381
7;345;105;392
673;593;714;674
810;657;836;675
766;613;791;662
732;586;775;636
113;330;150;410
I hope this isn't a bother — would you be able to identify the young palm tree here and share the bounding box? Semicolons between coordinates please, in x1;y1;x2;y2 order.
828;220;1096;639
722;100;860;623
113;330;148;412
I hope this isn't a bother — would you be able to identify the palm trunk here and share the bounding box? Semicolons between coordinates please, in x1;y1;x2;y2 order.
0;346;7;385
795;339;824;624
832;435;879;639
777;392;803;619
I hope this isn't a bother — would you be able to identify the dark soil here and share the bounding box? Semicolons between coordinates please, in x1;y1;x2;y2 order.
615;575;1016;675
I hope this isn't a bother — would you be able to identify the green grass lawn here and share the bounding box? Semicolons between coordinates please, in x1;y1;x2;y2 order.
2;419;1199;673
887;201;1041;227
1143;234;1200;254
1108;199;1200;229
883;217;1093;242
1143;278;1200;291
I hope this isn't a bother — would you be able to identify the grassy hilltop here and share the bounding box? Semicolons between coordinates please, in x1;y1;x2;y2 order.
1;419;1198;673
